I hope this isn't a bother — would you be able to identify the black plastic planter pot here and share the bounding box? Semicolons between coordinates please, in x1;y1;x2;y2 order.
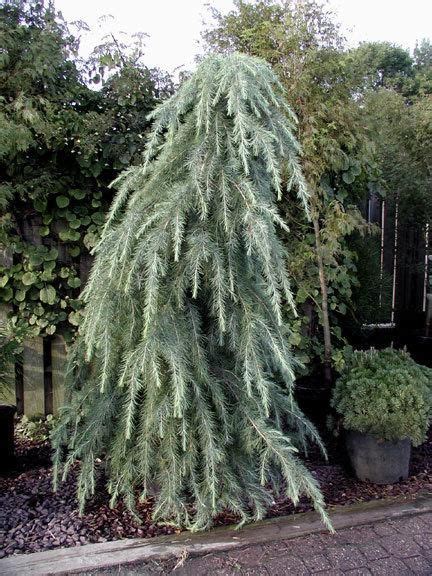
345;430;411;484
0;404;16;472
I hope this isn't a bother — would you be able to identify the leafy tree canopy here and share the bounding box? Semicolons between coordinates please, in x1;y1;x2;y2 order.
363;89;432;224
0;0;172;338
348;41;414;92
348;39;432;98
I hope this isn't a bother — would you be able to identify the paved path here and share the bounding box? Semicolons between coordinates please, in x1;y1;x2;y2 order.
90;512;432;575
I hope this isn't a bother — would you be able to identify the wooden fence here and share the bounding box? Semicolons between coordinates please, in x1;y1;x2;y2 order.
368;194;432;328
1;298;68;416
1;217;91;417
11;335;66;416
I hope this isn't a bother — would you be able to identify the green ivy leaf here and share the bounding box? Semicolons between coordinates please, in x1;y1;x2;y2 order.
46;248;58;261
15;289;27;302
342;171;355;185
29;254;44;267
68;246;80;257
68;310;83;326
350;160;361;176
83;231;97;249
39;285;56;305
69;219;81;229
70;298;83;311
296;287;309;303
0;275;8;288
67;276;81;289
91;212;105;226
34;198;47;212
71;189;86;200
35;304;44;316
56;195;70;208
65;210;77;222
90;163;102;178
46;325;57;335
288;332;302;346
41;269;54;281
22;271;37;285
1;286;13;301
68;230;81;241
44;260;56;272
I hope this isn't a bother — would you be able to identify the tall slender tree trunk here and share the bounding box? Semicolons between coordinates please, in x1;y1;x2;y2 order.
311;211;333;386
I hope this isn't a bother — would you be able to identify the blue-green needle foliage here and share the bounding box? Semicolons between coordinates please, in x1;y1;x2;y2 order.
52;53;330;530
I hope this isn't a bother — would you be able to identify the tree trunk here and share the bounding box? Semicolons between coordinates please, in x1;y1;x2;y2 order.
312;213;333;386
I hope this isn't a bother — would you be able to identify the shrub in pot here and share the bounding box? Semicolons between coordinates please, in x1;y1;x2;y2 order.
0;325;25;470
331;348;432;484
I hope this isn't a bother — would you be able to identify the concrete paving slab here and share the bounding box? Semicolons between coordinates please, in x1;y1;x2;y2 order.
1;492;431;575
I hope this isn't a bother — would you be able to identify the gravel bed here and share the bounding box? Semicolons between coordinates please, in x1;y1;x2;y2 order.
1;431;431;558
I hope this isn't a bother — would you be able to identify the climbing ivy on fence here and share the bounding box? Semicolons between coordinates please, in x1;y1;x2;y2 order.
0;0;172;340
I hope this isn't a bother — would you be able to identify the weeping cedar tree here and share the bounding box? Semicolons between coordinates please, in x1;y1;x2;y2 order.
52;53;331;530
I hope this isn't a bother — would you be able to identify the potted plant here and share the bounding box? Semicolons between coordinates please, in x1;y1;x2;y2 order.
0;324;23;471
331;348;432;484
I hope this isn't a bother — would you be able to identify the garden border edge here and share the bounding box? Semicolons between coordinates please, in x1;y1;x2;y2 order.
1;491;432;575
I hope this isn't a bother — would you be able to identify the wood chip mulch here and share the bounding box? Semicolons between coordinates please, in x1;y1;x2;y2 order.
1;430;431;558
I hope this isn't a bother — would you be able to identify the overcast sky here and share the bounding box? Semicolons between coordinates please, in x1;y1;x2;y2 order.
56;0;432;74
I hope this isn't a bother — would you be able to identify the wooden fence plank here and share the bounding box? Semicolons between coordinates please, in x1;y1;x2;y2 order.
23;338;44;416
43;337;53;416
14;353;24;415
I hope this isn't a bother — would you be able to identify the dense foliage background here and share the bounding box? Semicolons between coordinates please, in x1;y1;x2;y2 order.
0;0;172;340
1;0;431;378
202;0;432;377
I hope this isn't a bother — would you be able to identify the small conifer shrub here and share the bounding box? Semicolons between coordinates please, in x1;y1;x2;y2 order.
332;348;432;446
53;53;330;530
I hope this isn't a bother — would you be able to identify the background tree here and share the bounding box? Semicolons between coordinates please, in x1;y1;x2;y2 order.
53;53;330;530
348;40;432;326
202;0;375;381
413;39;432;95
362;89;432;226
349;42;414;92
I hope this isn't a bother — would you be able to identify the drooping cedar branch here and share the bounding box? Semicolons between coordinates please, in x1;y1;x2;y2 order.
52;53;330;531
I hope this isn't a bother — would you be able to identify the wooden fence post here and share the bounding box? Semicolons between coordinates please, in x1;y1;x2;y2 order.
15;352;24;416
43;337;53;416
